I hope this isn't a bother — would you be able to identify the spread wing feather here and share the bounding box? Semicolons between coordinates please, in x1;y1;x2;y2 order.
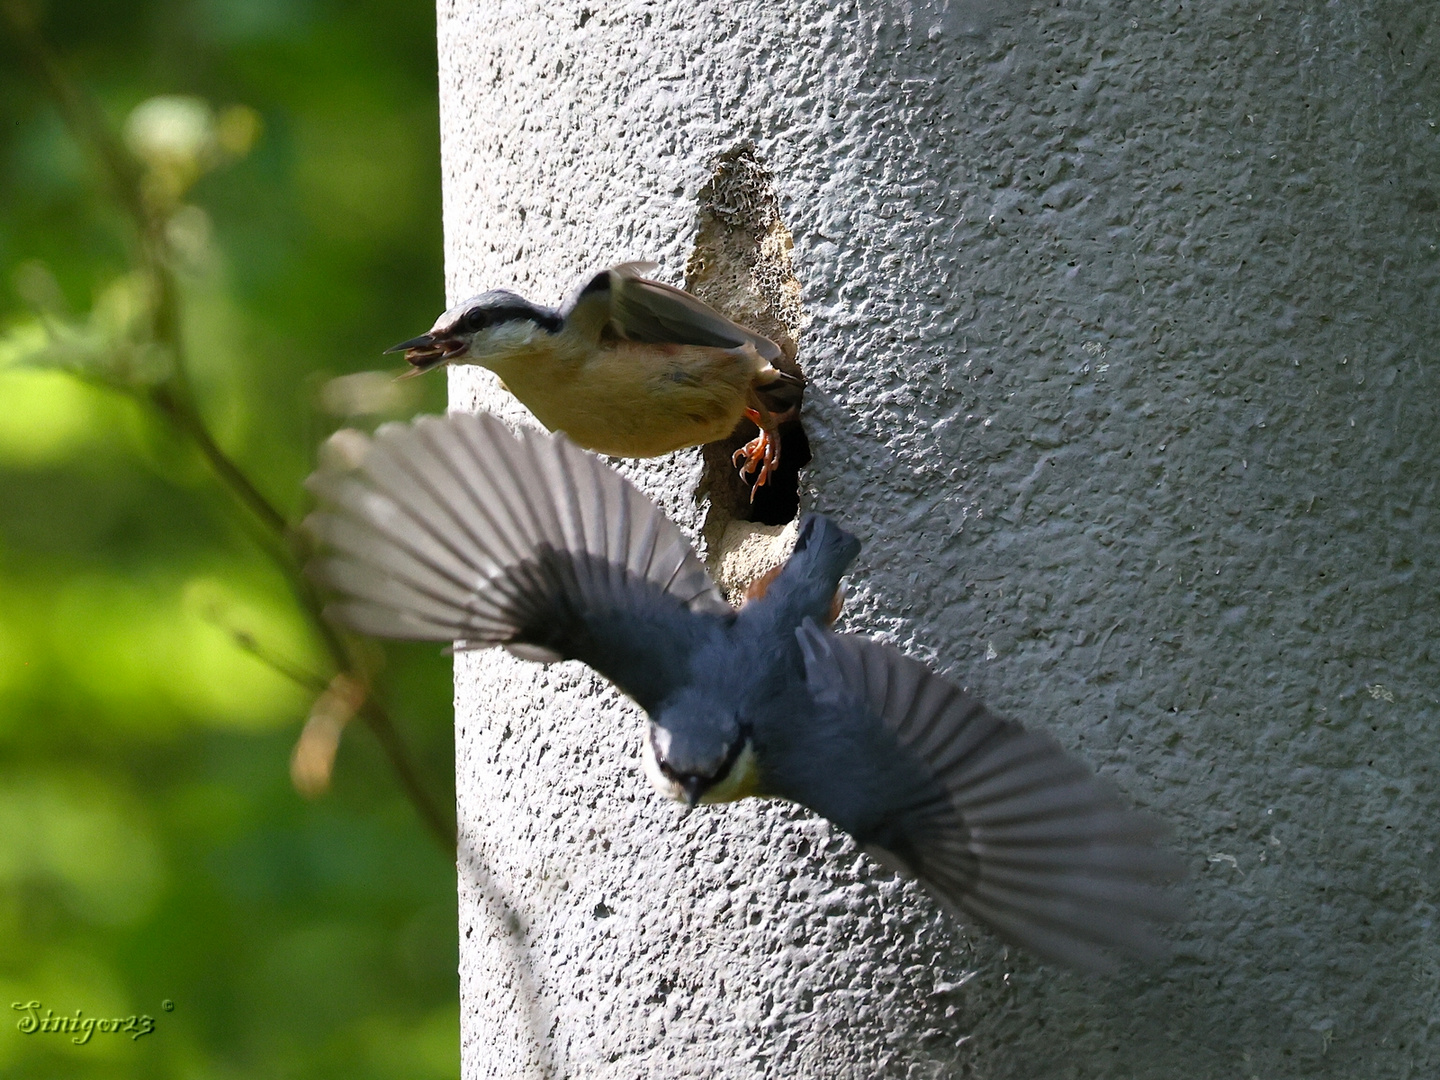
797;622;1182;972
305;412;732;710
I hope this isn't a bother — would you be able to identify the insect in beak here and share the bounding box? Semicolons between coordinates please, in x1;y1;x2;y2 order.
386;334;468;375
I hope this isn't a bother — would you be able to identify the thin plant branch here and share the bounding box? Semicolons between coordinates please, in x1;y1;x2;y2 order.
198;608;329;695
359;699;456;849
1;0;190;401
3;1;456;851
150;383;292;539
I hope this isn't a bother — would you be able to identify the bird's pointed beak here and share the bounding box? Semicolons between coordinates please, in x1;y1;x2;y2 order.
384;332;468;375
680;777;706;807
384;334;439;355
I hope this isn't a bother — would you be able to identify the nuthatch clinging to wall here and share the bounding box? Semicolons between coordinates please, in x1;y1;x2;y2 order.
386;262;803;496
304;412;1182;972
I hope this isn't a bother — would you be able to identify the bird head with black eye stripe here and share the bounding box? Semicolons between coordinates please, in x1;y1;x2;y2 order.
386;290;565;376
642;694;760;808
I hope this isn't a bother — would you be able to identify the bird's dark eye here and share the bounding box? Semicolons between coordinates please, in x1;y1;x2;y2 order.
458;309;489;333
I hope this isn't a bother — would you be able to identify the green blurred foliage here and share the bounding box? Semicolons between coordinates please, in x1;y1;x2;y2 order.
0;1;459;1076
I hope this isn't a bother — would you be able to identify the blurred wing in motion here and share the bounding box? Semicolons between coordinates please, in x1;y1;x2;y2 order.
305;412;732;711
797;621;1183;972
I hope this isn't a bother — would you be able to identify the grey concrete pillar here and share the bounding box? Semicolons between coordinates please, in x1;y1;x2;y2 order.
443;1;1439;1076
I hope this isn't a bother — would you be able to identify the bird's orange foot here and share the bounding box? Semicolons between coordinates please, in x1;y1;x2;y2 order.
732;411;781;499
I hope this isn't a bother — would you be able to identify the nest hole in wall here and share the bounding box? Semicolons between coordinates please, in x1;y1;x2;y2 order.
687;144;812;606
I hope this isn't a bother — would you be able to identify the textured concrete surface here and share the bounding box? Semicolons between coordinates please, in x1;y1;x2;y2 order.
441;1;1440;1076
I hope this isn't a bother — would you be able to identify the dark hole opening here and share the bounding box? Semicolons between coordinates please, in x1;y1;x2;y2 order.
702;412;810;528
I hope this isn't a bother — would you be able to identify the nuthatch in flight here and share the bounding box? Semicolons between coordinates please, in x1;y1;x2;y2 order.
304;412;1182;972
387;262;803;496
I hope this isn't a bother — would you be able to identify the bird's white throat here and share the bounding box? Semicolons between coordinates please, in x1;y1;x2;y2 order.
467;320;553;363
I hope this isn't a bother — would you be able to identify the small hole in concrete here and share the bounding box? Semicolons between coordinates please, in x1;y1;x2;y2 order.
684;143;811;604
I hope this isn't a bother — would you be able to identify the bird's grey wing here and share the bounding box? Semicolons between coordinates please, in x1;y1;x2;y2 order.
796;622;1182;973
567;264;784;364
304;412;732;711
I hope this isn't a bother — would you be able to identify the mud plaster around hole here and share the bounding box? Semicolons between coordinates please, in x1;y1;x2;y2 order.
686;144;810;601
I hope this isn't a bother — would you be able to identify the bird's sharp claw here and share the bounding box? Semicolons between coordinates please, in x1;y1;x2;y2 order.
733;429;781;499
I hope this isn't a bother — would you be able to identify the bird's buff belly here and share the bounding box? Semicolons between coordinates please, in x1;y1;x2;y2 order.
492;345;758;458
